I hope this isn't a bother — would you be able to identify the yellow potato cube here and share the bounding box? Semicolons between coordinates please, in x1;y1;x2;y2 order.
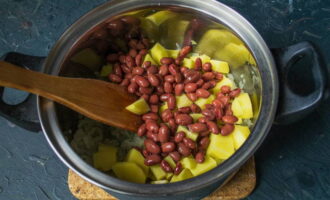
168;49;179;58
112;162;146;183
211;77;236;94
232;93;253;119
232;125;251;149
190;54;211;64
71;48;103;71
181;156;197;170
150;43;169;64
164;156;176;168
210;60;230;74
126;98;150;115
146;10;177;26
176;94;193;108
195;95;215;110
143;54;157;65
191;156;217;176
182;58;195;69
99;64;113;77
207;133;235;160
170;169;193;183
125;148;149;175
190;113;204;122
151;180;169;184
177;125;198;141
93;145;117;172
166;173;174;180
159;103;168;114
150;164;167;180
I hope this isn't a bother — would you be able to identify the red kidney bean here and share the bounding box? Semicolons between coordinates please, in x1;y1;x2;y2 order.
144;154;161;166
196;79;204;87
202;72;215;81
144;139;160;154
219;96;231;105
108;74;122;83
199;137;210;150
212;99;224;108
161;109;173;122
185;83;198;93
186;93;197;102
183;137;196;149
135;75;150;87
194;57;202;70
147;131;159;142
175;57;183;65
160;160;173;172
142;38;150;48
221;124;235;136
222;115;238;124
174;83;184;96
164;82;173;93
200;130;210;137
175;114;193;126
209;80;217;88
147;74;160;87
179;45;192;57
174;131;185;143
149;94;159;104
169;151;181;162
173;111;180;119
195;151;205;163
132;66;144;75
167;94;176;110
147;65;158;74
190;103;201;113
161;142;176;153
131;75;138;83
127;82;138;93
159;65;169;76
180;66;189;73
205;104;214;110
121;64;132;74
221;85;231;94
142;61;151;68
188;123;208;133
160;57;174;65
178;143;191;156
137;123;146;137
142;112;158;121
196;88;210;98
174;162;183;175
106;53;118;62
229;88;241;98
202;62;212;72
214;72;223;80
202;109;216;121
161;152;169;157
174;73;183;83
206;121;219;134
141;94;149;101
225;104;233;116
160;93;170;102
139;49;148;56
165;75;175;83
120;78;130;87
168;64;178;75
119;55;126;64
142;149;150;157
168;118;177;132
158;124;170;143
126;55;135;68
146;120;159;133
150;104;159;113
197;117;207;123
139;87;153;95
136;42;145;50
135;54;142;67
185;70;201;83
216;92;224;99
178;106;191;114
129;49;137;58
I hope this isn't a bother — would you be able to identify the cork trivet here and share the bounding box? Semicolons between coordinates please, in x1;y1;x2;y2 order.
68;157;256;200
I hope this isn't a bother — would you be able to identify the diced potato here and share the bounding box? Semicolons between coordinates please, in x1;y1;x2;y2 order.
150;43;169;64
211;77;236;94
125;148;149;175
210;60;229;74
143;54;157;65
182;58;195;69
232;93;253;119
176;94;193;108
170;169;193;183
177;125;198;141
166;173;174;180
93;145;117;172
235;117;243;124
99;64;113;77
190;54;211;64
159;103;168;114
126;98;150;115
160;19;190;49
168;49;179;58
71;48;103;71
181;156;197;170
112;162;146;183
150;164;167;180
195;95;215;110
207;133;235;160
146;10;177;26
164;156;176;168
232;125;251;149
151;180;169;184
190;156;217;176
140;18;159;43
190;113;203;122
213;158;223;165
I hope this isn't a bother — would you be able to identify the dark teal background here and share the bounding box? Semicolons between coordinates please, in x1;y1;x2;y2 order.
0;0;329;199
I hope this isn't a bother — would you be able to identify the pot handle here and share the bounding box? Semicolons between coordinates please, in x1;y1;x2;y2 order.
271;41;329;124
0;52;45;132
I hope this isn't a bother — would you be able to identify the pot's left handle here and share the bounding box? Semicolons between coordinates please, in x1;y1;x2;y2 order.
0;52;45;132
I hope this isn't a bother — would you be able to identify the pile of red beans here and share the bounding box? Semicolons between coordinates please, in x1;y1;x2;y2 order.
107;17;241;174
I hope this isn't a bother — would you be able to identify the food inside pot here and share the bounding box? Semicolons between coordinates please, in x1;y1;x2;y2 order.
65;8;260;184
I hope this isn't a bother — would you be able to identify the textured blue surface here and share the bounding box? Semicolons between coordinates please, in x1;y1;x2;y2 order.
0;0;329;199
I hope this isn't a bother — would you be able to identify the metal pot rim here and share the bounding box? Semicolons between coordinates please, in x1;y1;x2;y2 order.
38;0;278;196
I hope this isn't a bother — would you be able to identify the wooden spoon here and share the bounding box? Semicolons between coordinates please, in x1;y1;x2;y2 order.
0;61;142;132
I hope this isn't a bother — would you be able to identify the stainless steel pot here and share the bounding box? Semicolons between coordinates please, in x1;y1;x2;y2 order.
1;0;328;199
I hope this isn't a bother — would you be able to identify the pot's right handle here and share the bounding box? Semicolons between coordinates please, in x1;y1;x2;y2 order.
271;41;329;124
